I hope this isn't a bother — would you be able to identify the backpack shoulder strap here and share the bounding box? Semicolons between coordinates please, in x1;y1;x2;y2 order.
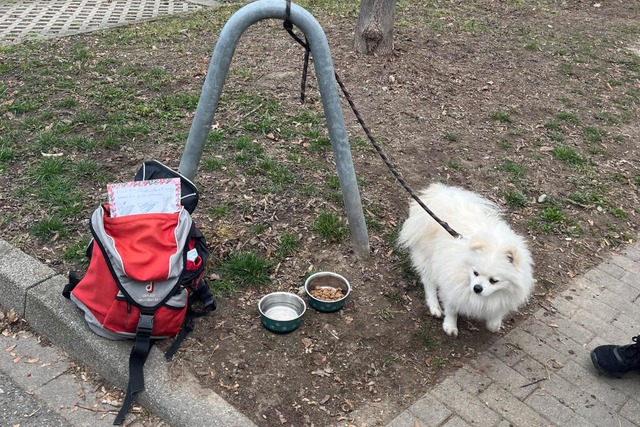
114;311;155;425
164;280;217;361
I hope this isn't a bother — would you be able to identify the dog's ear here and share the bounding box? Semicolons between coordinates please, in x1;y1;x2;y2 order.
506;249;519;266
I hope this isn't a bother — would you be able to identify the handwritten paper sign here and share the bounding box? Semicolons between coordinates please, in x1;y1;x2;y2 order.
107;178;181;218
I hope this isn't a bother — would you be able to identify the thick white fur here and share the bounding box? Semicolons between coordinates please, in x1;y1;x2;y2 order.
398;183;534;337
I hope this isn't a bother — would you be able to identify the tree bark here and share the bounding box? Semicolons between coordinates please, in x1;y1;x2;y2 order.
354;0;397;56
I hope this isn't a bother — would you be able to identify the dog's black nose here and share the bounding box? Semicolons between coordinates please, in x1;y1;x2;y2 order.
473;284;483;294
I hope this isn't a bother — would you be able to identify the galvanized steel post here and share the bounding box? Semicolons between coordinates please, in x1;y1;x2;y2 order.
179;0;370;257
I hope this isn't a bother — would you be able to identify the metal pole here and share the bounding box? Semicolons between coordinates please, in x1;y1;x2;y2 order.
178;0;370;258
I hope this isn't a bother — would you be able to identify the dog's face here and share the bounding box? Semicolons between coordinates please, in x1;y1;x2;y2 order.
465;240;528;297
467;264;508;297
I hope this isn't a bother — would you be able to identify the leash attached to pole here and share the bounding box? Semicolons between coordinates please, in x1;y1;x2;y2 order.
282;1;463;240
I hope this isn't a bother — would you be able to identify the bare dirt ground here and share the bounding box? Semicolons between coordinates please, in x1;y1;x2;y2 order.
1;1;639;426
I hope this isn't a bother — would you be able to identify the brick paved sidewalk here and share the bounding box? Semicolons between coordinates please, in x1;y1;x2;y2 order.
0;0;214;46
387;241;640;427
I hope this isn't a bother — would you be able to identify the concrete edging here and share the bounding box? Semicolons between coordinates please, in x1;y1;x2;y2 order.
0;240;256;427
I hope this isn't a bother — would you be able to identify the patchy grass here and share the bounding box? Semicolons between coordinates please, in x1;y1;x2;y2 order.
552;146;587;166
490;110;513;123
503;189;528;208
499;160;526;182
217;251;273;290
276;233;299;258
31;216;68;240
313;211;349;242
1;2;639;425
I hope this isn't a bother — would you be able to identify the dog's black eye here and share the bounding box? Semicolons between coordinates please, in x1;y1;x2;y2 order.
489;278;498;284
473;271;479;277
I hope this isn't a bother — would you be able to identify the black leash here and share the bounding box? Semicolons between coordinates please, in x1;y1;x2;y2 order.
282;1;462;240
283;0;310;103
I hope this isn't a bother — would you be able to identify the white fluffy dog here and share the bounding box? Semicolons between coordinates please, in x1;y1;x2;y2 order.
398;183;534;337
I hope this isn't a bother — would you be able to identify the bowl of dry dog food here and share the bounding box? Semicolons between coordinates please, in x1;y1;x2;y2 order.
304;272;351;312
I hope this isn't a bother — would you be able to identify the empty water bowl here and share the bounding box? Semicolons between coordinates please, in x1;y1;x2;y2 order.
304;272;351;312
258;292;306;333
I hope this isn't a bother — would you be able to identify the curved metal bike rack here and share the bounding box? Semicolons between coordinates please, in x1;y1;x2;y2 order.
178;0;370;257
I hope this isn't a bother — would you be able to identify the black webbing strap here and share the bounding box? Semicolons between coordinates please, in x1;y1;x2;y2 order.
164;316;195;361
62;270;80;299
114;312;155;425
165;283;217;361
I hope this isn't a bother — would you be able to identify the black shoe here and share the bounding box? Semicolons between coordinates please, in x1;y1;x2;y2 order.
591;335;640;377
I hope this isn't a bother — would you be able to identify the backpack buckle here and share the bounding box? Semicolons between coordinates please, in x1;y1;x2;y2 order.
136;313;155;336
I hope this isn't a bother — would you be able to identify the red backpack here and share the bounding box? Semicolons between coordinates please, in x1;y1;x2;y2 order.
63;160;216;425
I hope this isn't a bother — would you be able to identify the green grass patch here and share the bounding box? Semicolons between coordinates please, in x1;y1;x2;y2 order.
111;121;151;138
544;122;560;132
414;326;436;349
498;160;526;181
102;134;121;150
540;205;565;223
551;146;586;166
326;175;340;190
558;62;574;76
55;98;78;108
503;190;528;208
529;197;575;235
71;159;107;183
0;141;16;164
67;135;99;151
498;140;512;150
8;99;40;114
34;131;65;151
257;159;295;186
71;44;92;61
206;130;226;146
610;207;627;219
62;236;91;263
74;109;101;124
555;111;580;124
208;204;230;220
29;157;67;183
313;211;348;243
443;132;458;142
445;161;463;171
350;136;371;150
568;190;604;206
157;92;200;112
276;233;299;259
218;251;273;288
203;157;224;171
490;110;512;123
38;176;84;215
31;216;68;240
593;111;620;125
583;126;606;144
231;136;265;164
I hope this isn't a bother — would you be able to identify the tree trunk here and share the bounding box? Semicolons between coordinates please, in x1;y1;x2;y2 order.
354;0;397;56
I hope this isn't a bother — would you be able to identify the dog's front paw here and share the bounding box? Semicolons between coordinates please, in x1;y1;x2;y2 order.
486;318;502;333
442;318;459;337
428;304;443;318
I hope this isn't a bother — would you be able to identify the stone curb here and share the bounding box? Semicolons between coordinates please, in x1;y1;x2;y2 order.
0;239;257;427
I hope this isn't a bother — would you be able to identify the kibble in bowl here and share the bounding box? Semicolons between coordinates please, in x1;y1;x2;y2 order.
304;272;351;312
